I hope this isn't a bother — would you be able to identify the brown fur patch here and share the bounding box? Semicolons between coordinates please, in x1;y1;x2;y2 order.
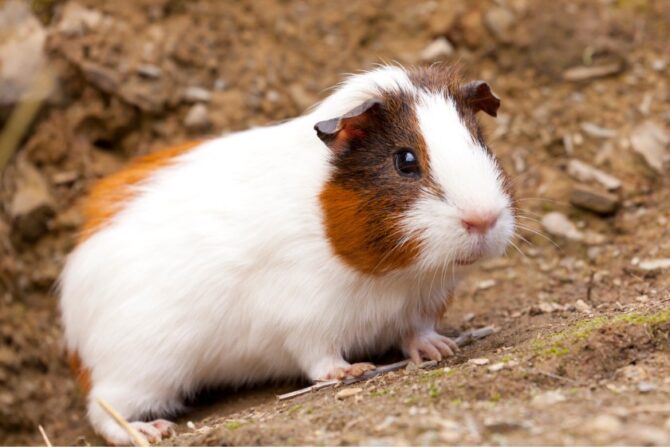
319;65;507;275
319;88;441;274
79;140;202;241
320;183;421;274
68;352;92;394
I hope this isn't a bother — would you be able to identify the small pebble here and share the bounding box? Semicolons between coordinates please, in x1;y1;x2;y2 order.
637;382;656;393
574;299;592;313
419;37;454;62
542;212;583;241
184;103;210;131
182;86;212;103
584;414;622;433
638;259;670;271
531;390;566;407
487;362;506;372
477;279;496;290
468;358;490;366
335;387;362;399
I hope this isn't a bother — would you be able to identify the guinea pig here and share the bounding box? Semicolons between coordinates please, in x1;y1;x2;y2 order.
59;64;515;444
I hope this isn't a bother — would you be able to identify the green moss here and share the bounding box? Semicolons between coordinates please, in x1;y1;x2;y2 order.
287;404;302;415
614;308;670;326
428;384;440;399
490;391;501;402
369;389;389;397
450;398;462;407
224;421;242;430
531;308;670;358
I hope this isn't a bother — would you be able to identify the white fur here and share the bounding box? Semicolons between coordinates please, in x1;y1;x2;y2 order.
404;92;515;270
59;66;514;444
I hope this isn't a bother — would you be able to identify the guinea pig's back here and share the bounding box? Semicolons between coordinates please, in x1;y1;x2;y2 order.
59;118;332;383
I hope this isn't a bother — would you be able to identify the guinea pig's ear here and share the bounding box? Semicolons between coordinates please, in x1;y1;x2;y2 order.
314;99;382;155
462;81;501;117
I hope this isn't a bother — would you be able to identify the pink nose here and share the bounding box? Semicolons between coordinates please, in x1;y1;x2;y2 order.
461;213;498;234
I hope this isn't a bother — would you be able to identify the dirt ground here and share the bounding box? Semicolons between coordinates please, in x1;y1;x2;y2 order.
1;0;670;445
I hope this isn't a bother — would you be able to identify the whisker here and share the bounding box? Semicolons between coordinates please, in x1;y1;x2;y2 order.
515;224;560;248
508;240;528;259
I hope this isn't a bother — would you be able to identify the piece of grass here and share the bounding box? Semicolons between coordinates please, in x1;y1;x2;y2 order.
38;425;52;447
97;399;148;447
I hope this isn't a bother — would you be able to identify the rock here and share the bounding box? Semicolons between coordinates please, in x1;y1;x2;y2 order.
476;279;496;290
512;151;527;173
419;37;454;63
637;382;656;393
90;148;124;177
562;63;623;82
531;302;564;315
574;299;592;313
53;207;83;231
484;7;515;43
468;358;490;366
214;78;227;91
487;362;506;372
637;259;670;271
51;171;79;185
31;261;59;290
579;122;617;139
0;0;50;107
630;121;670;173
531;390;566;407
137;64;162;79
584;414;622;434
81;62;121;94
452;8;487;49
570;186;620;215
566;159;622;191
541;212;583;241
628;425;670;446
184;104;211;132
56;2;104;36
583;230;606;245
484;419;524;433
9;158;56;243
616;364;648;382
335;387;362;399
182;86;212;103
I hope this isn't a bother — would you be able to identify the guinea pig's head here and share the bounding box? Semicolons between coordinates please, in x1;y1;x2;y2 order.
316;65;515;275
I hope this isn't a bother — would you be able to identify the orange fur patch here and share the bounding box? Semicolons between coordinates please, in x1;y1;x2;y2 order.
68;352;92;394
320;183;420;275
79;141;202;241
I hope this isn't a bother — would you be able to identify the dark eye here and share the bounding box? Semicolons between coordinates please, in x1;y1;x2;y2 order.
394;149;420;178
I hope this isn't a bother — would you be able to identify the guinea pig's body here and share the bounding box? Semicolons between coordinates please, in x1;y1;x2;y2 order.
60;65;515;444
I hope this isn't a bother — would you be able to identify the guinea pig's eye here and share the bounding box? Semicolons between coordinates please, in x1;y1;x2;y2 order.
394;149;420;178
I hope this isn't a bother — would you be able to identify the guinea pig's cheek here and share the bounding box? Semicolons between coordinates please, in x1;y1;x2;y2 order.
401;197;462;267
319;183;421;275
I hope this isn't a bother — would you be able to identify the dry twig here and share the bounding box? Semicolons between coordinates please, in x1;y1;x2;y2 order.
277;326;496;401
97;398;149;447
38;425;52;447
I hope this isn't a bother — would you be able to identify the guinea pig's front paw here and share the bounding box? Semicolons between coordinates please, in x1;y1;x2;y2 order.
320;362;376;381
129;419;176;444
402;331;460;364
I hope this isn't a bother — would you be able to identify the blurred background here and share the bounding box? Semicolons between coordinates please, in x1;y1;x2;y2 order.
1;0;669;445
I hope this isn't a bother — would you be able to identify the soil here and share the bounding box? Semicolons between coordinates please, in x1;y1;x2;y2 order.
1;0;670;445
